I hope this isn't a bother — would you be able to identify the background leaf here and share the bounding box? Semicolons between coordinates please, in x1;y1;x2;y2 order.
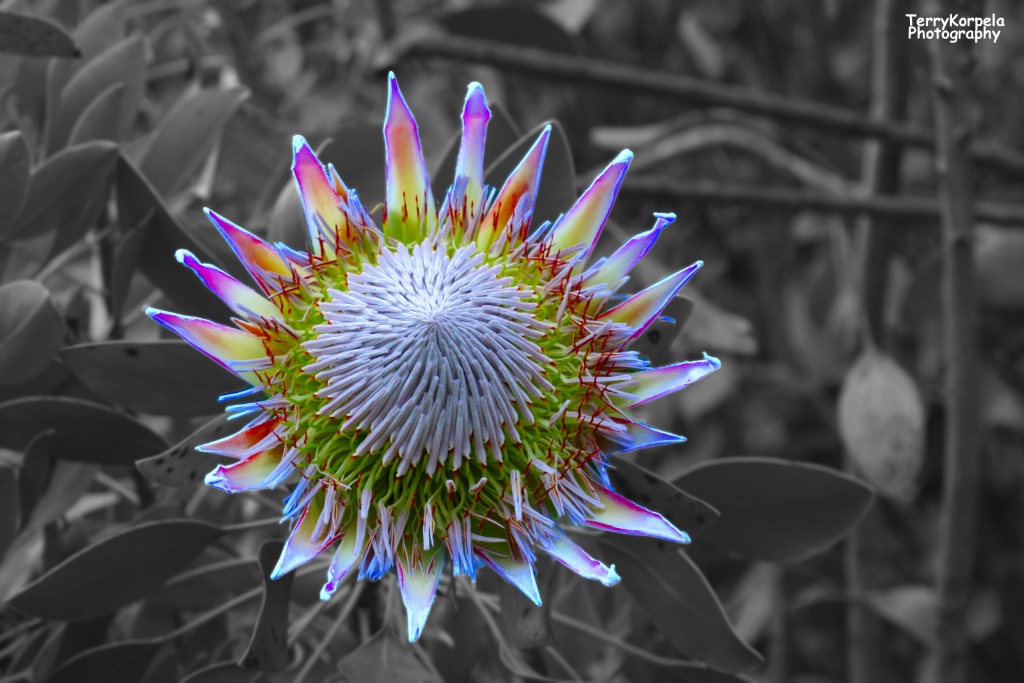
138;88;249;198
67;82;125;145
116;153;232;321
0;396;167;465
47;35;146;151
837;348;925;501
7;519;224;620
6;142;118;246
975;226;1024;309
609;457;720;538
0;11;78;57
0;281;66;386
596;535;763;673
866;584;938;646
675;457;875;562
72;0;126;61
135;414;233;487
336;628;441;683
0;130;29;233
46;640;162;683
238;540;293;671
61;340;244;417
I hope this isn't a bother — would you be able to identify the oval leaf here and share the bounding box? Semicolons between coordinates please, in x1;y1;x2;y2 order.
0;396;167;465
866;585;938;646
837;349;924;501
0;10;78;57
49;35;145;151
675;457;875;563
337;629;441;683
139;88;248;198
116;153;232;321
0;130;29;230
73;0;126;62
7;519;224;620
596;534;763;673
239;540;293;671
0;281;66;386
61;340;244;417
7;141;118;244
46;640;161;683
608;457;719;537
975;225;1024;310
109;224;147;321
68;82;125;145
136;414;233;487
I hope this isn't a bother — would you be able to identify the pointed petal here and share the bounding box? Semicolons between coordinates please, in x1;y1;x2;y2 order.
146;308;266;383
585;483;690;544
476;549;542;605
204;445;285;492
599;261;702;339
397;547;445;642
272;490;334;578
476;126;550;250
624;353;721;406
320;528;368;600
175;249;281;321
383;73;435;242
584;213;674;289
548;150;631;263
292;135;352;254
455;82;490;207
204;208;296;296
543;528;619;586
197;417;280;457
602;420;687;453
327;163;349;200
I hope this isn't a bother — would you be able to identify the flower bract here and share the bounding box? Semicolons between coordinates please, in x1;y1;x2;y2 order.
148;74;720;642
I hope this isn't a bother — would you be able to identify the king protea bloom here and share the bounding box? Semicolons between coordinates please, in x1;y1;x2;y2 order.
147;74;719;642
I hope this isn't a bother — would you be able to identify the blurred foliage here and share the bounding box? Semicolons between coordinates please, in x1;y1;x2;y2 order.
0;1;1022;682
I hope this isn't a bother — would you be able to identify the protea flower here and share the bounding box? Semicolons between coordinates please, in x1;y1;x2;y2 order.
147;74;719;642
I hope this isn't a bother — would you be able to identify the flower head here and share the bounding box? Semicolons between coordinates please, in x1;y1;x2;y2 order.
148;74;720;642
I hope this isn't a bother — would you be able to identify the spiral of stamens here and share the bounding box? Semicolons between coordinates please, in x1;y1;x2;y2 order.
303;243;553;475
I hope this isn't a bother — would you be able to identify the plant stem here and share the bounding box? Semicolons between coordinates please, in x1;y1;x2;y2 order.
927;1;982;681
846;2;909;681
606;178;1024;226
396;34;1024;176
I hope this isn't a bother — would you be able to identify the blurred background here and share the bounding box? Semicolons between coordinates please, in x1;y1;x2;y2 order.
1;1;1023;682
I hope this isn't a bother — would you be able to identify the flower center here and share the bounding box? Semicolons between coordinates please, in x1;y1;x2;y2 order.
304;243;552;476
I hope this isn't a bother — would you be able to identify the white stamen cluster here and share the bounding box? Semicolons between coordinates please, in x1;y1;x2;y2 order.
303;243;553;475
